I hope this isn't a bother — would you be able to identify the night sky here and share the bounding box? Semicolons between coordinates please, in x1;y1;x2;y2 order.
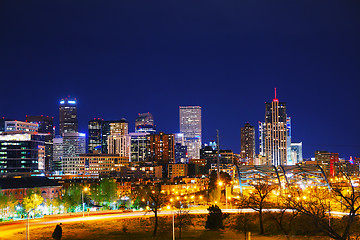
1;1;359;159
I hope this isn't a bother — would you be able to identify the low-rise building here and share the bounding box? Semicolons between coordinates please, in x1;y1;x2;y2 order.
0;176;61;202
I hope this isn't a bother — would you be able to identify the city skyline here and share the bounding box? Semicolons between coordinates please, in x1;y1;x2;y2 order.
1;1;359;159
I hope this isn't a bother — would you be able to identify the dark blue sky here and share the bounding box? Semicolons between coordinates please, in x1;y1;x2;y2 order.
1;0;359;159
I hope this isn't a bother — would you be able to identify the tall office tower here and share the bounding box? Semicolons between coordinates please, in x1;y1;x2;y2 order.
0;133;46;173
101;121;111;154
107;134;131;158
291;142;303;164
59;98;78;136
286;117;292;164
147;132;175;165
88;118;103;153
52;137;63;172
135;112;156;134
129;132;149;162
100;119;128;154
179;106;202;159
62;132;86;158
26;115;55;172
240;122;255;165
107;119;130;160
110;119;128;135
174;133;187;163
259;89;288;166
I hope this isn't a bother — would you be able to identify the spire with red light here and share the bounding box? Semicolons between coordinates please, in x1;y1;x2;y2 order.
273;88;279;102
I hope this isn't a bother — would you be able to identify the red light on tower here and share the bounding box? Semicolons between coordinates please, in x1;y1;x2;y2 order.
273;88;279;102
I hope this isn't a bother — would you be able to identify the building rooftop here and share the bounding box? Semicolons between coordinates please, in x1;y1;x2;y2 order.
0;176;60;189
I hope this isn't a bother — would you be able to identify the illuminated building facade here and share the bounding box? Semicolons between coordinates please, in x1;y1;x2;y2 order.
107;134;131;159
179;106;202;159
148;132;175;165
109;119;128;135
168;163;188;178
259;90;288;166
62;154;130;176
52;137;63;172
26;115;55;172
135;112;156;134
315;150;339;177
129;132;149;162
291;142;303;164
59;98;78;136
88;118;103;153
62;132;86;158
174;133;187;163
5;120;38;133
0;133;45;173
26;116;54;136
240;122;255;164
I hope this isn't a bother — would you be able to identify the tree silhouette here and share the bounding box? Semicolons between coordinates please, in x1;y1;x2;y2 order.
145;183;165;236
287;174;360;240
174;201;192;239
205;205;224;230
240;181;277;234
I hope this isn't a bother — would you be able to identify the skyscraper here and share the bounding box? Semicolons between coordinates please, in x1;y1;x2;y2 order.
88;118;103;153
135;112;156;134
147;132;175;165
179;106;202;159
240;122;255;165
26;115;55;172
259;89;288;166
59;98;78;136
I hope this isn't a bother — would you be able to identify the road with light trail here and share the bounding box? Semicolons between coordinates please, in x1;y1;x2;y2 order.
0;208;347;239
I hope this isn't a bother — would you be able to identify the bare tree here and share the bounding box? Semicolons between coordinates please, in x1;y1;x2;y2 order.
287;174;360;240
174;201;192;239
266;199;298;240
240;181;277;234
146;183;165;236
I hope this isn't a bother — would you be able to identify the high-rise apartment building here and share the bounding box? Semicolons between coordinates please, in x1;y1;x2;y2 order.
88;118;103;153
148;132;175;165
129;132;149;162
59;98;78;136
110;119;128;135
107;119;130;161
52;137;63;172
179;106;201;159
259;90;289;166
107;134;131;159
135;112;156;134
240;122;255;165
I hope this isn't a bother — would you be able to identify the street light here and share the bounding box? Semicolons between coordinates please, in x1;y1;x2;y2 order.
82;187;88;217
167;205;175;240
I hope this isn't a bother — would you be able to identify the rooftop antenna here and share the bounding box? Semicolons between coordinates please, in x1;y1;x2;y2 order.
273;88;278;102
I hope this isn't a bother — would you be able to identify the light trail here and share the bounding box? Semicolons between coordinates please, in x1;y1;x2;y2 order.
0;208;349;239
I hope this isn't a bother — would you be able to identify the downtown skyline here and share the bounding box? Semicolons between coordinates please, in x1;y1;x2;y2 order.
1;0;359;159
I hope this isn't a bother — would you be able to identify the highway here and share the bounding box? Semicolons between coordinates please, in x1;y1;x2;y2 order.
0;208;347;239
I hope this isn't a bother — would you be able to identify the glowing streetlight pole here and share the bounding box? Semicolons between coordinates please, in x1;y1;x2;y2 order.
167;205;175;240
82;187;88;217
